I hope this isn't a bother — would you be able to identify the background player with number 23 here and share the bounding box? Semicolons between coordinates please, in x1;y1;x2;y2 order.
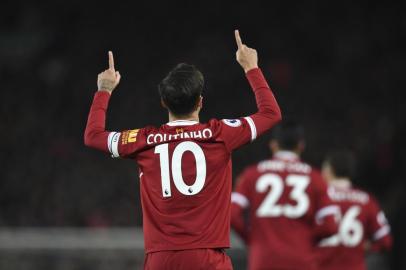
84;30;281;269
231;122;338;270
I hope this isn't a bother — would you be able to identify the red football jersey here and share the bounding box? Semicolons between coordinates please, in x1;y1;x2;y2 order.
231;151;338;270
316;181;392;270
84;68;281;253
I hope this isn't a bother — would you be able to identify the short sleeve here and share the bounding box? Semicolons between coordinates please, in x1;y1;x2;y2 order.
219;117;257;152
107;128;147;158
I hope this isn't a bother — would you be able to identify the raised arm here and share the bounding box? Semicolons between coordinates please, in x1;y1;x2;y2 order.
84;51;121;152
219;31;282;151
235;30;282;134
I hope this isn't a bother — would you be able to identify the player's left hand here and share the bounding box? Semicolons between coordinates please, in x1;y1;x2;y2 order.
97;51;121;94
235;30;258;73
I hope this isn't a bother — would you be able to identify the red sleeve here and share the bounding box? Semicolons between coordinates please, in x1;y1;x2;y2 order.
366;196;393;252
231;168;254;243
219;68;281;151
84;91;111;152
312;172;339;239
84;91;145;158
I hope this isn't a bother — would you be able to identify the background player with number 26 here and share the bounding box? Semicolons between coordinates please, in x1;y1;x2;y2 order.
317;150;392;270
84;30;281;269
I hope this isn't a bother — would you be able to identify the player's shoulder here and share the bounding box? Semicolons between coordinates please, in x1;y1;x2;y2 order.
350;187;383;216
293;159;314;175
350;186;370;196
207;118;245;128
350;186;372;203
308;166;324;182
193;118;246;140
129;125;160;138
246;162;263;174
142;125;160;132
236;161;266;183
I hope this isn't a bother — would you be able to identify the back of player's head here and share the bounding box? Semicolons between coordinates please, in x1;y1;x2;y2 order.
158;63;204;116
324;150;356;179
270;120;305;151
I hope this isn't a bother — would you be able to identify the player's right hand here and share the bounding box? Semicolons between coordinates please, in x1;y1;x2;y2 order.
97;51;121;94
234;30;258;73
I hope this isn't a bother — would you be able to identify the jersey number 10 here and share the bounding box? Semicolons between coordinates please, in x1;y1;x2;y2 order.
155;142;206;198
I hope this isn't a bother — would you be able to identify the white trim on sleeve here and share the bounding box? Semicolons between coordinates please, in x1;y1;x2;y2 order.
373;225;390;240
244;116;257;141
107;132;114;153
315;205;340;225
231;192;250;208
107;132;121;158
377;211;388;225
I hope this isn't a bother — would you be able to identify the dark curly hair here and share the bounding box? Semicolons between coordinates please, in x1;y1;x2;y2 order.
158;63;204;116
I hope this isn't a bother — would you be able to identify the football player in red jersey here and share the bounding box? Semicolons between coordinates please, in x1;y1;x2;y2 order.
316;150;392;270
84;30;282;270
230;121;338;270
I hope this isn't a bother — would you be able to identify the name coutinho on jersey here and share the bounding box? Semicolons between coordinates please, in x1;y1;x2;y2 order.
146;128;213;145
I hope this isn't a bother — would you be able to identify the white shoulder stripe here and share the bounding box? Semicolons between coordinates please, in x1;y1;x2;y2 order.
373;225;390;240
315;205;340;224
231;192;250;208
107;132;121;158
107;132;114;153
244;116;257;141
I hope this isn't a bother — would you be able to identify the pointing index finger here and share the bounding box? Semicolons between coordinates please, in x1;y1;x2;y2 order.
108;51;115;71
235;30;243;49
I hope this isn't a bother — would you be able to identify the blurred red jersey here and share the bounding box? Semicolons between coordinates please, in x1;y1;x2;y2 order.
231;152;338;270
316;180;392;270
84;68;281;254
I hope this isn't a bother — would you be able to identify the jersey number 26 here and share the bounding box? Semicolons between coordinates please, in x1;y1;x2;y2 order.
319;206;363;247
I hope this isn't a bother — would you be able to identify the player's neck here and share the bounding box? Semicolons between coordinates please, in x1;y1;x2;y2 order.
330;177;352;188
273;150;300;159
168;112;199;123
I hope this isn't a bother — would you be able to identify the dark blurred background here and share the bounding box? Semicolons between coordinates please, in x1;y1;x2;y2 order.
1;0;405;269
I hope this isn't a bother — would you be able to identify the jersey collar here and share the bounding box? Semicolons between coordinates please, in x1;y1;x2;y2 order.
330;178;352;189
273;151;300;162
166;120;199;126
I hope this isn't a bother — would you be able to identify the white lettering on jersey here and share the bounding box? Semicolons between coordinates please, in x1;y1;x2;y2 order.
327;187;369;204
257;160;312;174
146;128;213;145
